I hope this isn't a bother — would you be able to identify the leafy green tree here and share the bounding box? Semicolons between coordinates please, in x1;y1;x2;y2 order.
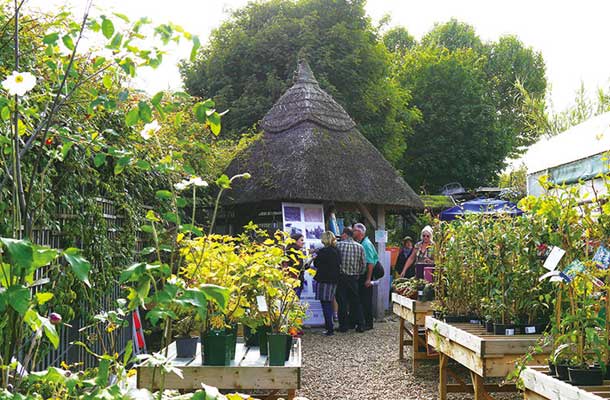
394;20;546;191
383;26;416;54
397;47;509;191
179;0;419;163
421;18;483;51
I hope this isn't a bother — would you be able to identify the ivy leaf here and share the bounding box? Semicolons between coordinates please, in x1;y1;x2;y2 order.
114;156;131;175
43;33;59;45
135;160;150;170
125;108;139;127
40;315;59;349
1;106;10;121
138;101;153;123
151;91;164;106
61;142;74;160
63;248;91;288
94;153;106;167
62;35;75;51
208;112;221;136
0;237;34;276
193;101;209;123
200;284;230;310
7;285;31;315
102;17;115;39
155;190;172;200
35;292;54;305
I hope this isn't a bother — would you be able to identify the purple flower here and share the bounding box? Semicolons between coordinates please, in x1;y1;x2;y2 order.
49;312;62;325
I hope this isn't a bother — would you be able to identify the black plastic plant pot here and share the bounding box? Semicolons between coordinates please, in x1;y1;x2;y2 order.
258;326;271;356
285;335;293;361
433;310;444;319
485;320;494;333
547;361;556;376
202;332;230;366
568;366;603;386
244;326;260;347
555;363;570;381
267;333;289;366
226;324;238;360
443;315;469;323
175;337;198;358
493;323;518;335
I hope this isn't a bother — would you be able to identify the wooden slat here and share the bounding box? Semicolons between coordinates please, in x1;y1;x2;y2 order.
137;338;301;391
521;366;606;400
426;317;484;355
391;293;433;313
427;327;485;376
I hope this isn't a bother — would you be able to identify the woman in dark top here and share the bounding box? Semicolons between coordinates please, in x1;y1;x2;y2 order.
314;231;341;336
395;236;414;278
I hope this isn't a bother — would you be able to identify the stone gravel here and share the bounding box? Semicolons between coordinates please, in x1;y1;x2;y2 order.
297;316;522;400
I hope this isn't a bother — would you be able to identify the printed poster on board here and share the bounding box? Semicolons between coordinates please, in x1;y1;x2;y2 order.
282;202;326;326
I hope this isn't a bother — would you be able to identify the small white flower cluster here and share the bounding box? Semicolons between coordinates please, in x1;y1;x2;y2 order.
2;71;36;96
174;176;208;191
140;120;160;140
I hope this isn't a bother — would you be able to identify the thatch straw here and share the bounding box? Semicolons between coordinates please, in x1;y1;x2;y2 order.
223;60;423;210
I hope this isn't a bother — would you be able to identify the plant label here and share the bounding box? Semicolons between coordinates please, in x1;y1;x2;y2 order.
256;295;268;312
525;326;536;334
543;246;565;271
593;245;610;269
505;328;515;336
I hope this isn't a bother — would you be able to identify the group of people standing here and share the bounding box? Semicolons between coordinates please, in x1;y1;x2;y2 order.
299;223;378;336
287;223;435;336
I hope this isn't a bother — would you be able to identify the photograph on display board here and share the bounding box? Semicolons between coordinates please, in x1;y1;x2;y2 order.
283;206;302;222
305;224;324;240
304;207;323;222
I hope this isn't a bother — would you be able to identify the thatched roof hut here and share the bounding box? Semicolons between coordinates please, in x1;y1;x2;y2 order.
223;60;423;216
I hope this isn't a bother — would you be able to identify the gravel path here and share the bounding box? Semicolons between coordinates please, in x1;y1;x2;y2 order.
297;316;522;400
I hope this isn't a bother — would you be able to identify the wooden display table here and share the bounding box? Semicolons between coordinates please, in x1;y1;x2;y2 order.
137;338;301;399
425;316;549;400
522;366;609;400
392;293;437;370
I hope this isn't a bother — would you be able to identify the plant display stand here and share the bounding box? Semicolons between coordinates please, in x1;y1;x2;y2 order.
522;366;608;400
392;293;437;370
137;338;301;399
425;316;548;400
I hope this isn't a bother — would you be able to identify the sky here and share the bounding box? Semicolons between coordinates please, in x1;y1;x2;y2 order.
26;0;610;112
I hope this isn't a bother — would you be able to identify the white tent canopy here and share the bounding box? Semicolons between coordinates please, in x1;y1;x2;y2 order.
523;111;610;174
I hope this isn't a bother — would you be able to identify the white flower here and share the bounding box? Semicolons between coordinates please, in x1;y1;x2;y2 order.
174;181;188;191
2;71;36;96
189;176;208;187
140;120;160;140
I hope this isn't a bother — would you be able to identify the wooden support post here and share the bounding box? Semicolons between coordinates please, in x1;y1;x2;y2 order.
412;322;419;370
470;371;485;400
357;203;377;229
399;318;405;360
439;353;448;400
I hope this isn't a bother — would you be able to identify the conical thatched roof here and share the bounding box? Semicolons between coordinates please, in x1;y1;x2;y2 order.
223;60;423;210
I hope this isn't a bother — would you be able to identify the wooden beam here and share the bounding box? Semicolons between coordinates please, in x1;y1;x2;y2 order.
357;203;377;229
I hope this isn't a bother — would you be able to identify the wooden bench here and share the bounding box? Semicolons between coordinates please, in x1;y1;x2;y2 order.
522;366;608;400
425;316;549;400
392;293;437;371
137;338;301;399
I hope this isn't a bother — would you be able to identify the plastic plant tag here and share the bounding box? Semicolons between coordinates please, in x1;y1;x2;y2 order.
256;295;268;312
543;246;565;271
525;326;536;334
593;245;610;269
505;328;515;336
562;259;585;282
